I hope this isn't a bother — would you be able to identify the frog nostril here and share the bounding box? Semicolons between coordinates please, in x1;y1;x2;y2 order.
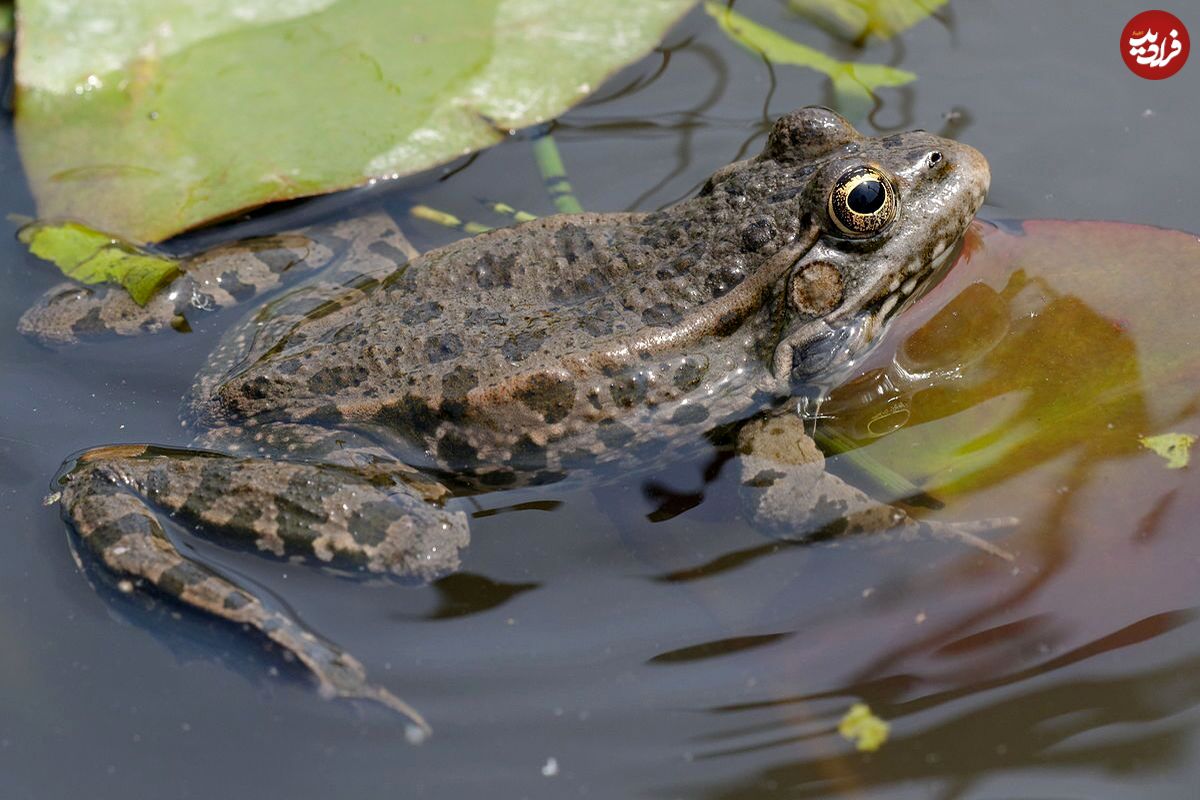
927;151;943;167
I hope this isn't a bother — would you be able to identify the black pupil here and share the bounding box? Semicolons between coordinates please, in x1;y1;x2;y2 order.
847;179;885;214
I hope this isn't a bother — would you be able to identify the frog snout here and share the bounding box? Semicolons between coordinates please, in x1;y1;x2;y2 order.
951;142;991;208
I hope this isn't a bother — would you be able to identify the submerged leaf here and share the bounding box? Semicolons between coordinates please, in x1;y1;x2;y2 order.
705;2;914;119
789;0;946;45
1139;433;1196;469
19;222;179;305
14;0;694;242
838;703;890;752
817;220;1200;504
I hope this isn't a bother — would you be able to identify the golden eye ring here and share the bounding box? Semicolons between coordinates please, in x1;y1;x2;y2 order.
828;166;897;238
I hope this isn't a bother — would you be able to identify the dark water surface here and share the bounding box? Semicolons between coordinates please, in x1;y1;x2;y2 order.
2;2;1199;797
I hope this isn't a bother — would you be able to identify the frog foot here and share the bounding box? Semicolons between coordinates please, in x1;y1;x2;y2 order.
54;444;470;735
811;505;1017;561
737;414;1015;560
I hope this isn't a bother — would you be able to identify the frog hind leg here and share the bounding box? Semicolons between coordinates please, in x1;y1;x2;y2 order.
54;444;470;735
736;414;1015;561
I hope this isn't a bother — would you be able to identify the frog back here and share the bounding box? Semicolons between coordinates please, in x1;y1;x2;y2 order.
191;202;807;467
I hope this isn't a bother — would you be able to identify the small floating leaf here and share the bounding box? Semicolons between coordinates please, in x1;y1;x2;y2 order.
789;0;946;45
1139;433;1196;469
705;2;914;119
838;702;889;752
19;222;179;306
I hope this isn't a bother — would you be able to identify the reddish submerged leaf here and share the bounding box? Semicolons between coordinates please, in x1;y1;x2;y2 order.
825;219;1200;496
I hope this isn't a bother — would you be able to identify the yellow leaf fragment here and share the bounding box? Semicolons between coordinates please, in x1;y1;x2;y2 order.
838;702;889;752
409;204;466;230
1139;433;1196;470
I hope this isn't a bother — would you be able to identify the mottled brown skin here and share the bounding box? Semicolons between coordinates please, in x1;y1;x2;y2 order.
41;108;993;732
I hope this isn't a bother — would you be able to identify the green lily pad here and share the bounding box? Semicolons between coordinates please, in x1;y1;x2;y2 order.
704;2;914;120
14;0;694;243
788;0;946;45
19;222;179;305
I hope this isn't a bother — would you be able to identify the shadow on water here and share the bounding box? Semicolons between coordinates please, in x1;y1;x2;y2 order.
404;572;540;621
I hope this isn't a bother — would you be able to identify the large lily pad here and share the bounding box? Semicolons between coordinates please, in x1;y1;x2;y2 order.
13;0;694;243
819;219;1200;503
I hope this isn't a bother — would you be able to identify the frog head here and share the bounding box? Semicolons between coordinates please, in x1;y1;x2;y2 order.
744;107;991;385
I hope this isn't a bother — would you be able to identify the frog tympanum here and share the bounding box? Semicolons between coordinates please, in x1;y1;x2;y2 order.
27;108;994;733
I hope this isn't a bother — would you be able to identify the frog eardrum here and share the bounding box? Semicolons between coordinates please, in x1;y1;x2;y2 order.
827;166;897;237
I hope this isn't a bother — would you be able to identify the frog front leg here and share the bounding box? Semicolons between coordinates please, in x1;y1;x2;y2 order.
737;411;1013;560
19;213;417;346
53;441;469;734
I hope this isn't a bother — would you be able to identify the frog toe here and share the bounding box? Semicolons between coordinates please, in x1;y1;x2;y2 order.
909;516;1019;561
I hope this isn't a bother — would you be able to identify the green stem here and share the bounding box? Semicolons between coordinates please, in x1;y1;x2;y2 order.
532;133;583;214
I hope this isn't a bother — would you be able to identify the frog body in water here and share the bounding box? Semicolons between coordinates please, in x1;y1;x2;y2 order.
40;108;992;732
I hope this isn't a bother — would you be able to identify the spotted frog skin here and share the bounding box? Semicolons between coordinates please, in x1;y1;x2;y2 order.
41;108;992;732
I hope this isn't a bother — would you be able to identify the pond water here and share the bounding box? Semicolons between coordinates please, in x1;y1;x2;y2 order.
2;1;1199;797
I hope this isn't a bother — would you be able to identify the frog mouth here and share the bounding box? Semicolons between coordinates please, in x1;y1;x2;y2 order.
864;235;963;332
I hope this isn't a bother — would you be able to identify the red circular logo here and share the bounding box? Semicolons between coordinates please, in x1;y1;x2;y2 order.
1122;10;1189;79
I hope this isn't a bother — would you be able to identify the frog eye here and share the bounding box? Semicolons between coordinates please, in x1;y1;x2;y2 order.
827;166;897;238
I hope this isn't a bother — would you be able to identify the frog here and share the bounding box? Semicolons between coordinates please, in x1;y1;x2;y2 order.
34;107;996;734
